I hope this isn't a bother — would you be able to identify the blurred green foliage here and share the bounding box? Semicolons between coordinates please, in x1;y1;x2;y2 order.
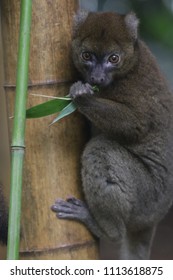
131;0;173;49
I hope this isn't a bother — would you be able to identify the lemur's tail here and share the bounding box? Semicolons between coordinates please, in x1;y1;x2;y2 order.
0;184;8;244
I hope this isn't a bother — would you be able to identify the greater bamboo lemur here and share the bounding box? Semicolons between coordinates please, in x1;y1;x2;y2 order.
51;10;173;259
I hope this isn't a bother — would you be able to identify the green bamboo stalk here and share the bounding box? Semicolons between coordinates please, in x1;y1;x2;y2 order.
7;0;32;260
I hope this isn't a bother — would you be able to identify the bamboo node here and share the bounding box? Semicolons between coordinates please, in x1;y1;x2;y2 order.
11;145;26;151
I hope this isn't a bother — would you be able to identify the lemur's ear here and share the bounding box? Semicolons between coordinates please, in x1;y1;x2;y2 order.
73;10;89;37
124;12;139;40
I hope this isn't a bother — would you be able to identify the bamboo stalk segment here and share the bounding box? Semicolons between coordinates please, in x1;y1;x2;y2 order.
1;0;99;259
7;0;32;260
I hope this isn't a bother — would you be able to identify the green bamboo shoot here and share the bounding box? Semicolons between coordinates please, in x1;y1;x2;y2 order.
7;0;32;260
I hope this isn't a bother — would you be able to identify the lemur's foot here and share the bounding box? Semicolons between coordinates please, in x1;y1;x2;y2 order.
51;196;91;223
51;196;103;238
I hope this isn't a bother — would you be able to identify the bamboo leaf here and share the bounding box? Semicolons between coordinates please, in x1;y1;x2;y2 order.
26;98;71;118
26;85;99;120
50;102;77;125
92;85;99;92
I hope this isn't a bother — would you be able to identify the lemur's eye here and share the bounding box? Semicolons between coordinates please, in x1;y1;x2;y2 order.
108;54;120;64
82;52;92;61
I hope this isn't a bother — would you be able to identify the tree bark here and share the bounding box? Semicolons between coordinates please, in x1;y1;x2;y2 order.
1;0;99;259
0;14;10;260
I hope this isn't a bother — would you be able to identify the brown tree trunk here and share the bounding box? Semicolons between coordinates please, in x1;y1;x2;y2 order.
0;12;10;261
1;0;99;259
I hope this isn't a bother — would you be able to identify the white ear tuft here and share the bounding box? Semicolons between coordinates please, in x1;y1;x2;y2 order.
125;12;139;40
73;10;89;37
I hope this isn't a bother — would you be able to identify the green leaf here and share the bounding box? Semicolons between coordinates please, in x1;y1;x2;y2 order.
92;85;100;92
26;98;71;118
26;86;99;120
50;102;77;125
